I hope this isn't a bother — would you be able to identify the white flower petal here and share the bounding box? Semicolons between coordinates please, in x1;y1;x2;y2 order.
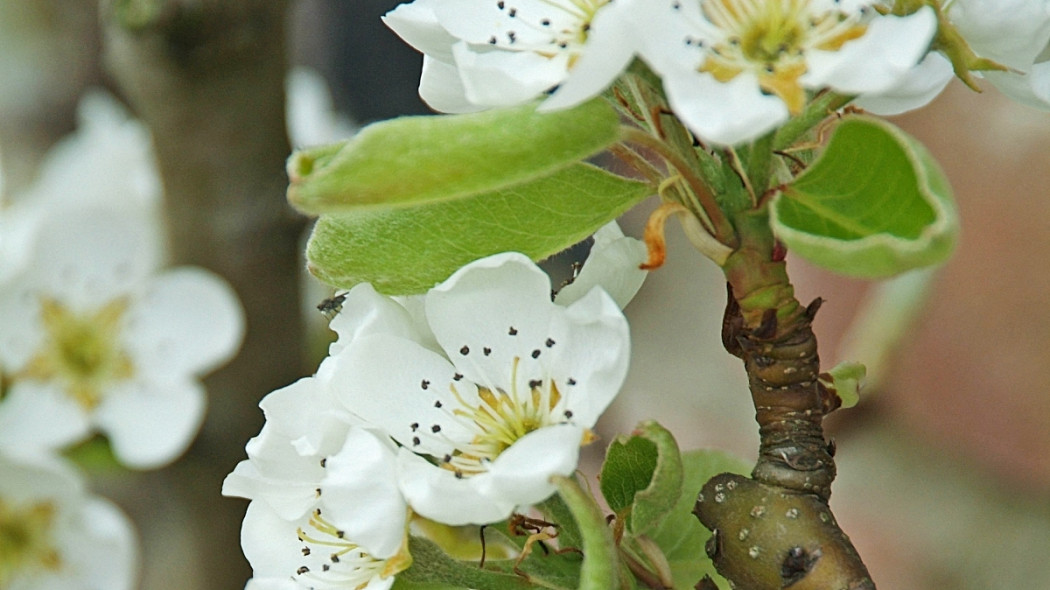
321;428;406;559
554;222;648;309
453;43;569;107
539;0;644;111
986;60;1050;110
258;372;355;458
335;333;477;456
124;267;244;379
245;578;302;590
854;52;954;115
803;8;937;95
94;379;206;469
21;207;161;310
948;0;1050;70
549;287;631;427
286;67;357;147
383;0;458;63
475;423;584;506
221;422;325;520
419;55;485;113
426;252;555;388
59;498;139;590
241;500;314;579
0;381;90;452
328;282;422;357
662;67;789;146
396;447;514;525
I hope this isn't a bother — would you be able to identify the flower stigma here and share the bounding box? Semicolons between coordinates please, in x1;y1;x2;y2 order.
0;497;62;587
18;297;134;410
432;356;588;478
294;508;408;588
690;0;868;112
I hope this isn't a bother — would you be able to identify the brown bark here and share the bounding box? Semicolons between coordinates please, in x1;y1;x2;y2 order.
101;2;305;587
694;209;873;589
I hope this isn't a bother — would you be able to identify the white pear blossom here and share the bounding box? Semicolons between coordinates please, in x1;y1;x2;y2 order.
383;0;641;113
945;0;1050;110
0;449;137;590
639;0;938;145
228;428;411;590
335;252;631;525
0;206;244;468
286;67;358;148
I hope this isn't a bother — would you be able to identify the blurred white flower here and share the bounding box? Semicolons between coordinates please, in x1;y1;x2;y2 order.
640;0;937;145
285;67;358;148
383;0;640;113
0;206;244;468
336;252;630;525
0;449;137;590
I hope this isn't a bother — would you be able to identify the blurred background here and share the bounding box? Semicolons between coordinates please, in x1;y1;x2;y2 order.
1;1;1048;589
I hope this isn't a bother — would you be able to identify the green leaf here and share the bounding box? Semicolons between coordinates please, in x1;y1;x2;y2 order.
396;536;535;590
288;99;622;214
599;421;684;536
770;116;958;278
648;449;750;590
306;162;651;294
820;361;867;409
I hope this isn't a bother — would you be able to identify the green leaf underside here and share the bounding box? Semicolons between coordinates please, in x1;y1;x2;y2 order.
307;163;651;293
771;116;957;278
600;436;659;517
648;450;751;590
288;99;622;214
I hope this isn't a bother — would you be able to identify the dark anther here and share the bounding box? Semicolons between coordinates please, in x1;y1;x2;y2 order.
564;410;573;419
483;347;492;356
421;379;430;390
531;349;541;359
805;297;824;320
454;373;463;381
545;338;556;347
434;400;443;408
412;436;421;446
567;378;577;385
781;546;821;586
508;326;518;335
302;547;311;556
297;566;309;575
431;424;442;433
331;552;341;562
460;345;470;355
529;379;542;388
319;458;327;468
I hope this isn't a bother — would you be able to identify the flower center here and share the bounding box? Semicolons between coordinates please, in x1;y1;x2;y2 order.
0;497;62;587
695;0;868;112
19;297;134;410
294;509;407;588
487;0;611;63
440;358;567;477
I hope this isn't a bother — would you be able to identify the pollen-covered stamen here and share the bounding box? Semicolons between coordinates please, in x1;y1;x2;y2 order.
694;0;868;113
429;356;572;477
485;0;612;63
0;497;62;587
294;509;389;586
18;297;134;410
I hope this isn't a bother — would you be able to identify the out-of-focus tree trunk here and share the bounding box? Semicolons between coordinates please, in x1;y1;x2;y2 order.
101;2;304;588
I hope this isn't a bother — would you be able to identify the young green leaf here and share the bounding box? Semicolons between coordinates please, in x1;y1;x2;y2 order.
770;116;958;278
306;163;652;293
552;475;619;590
599;421;684;536
288;99;622;214
648;449;750;590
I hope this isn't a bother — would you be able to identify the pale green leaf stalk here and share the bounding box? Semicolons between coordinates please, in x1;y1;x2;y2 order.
551;476;619;590
288;99;623;214
819;361;867;409
770;116;958;277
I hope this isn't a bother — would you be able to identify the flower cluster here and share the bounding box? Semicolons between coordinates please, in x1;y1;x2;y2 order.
225;231;644;588
0;91;245;588
385;0;1050;144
